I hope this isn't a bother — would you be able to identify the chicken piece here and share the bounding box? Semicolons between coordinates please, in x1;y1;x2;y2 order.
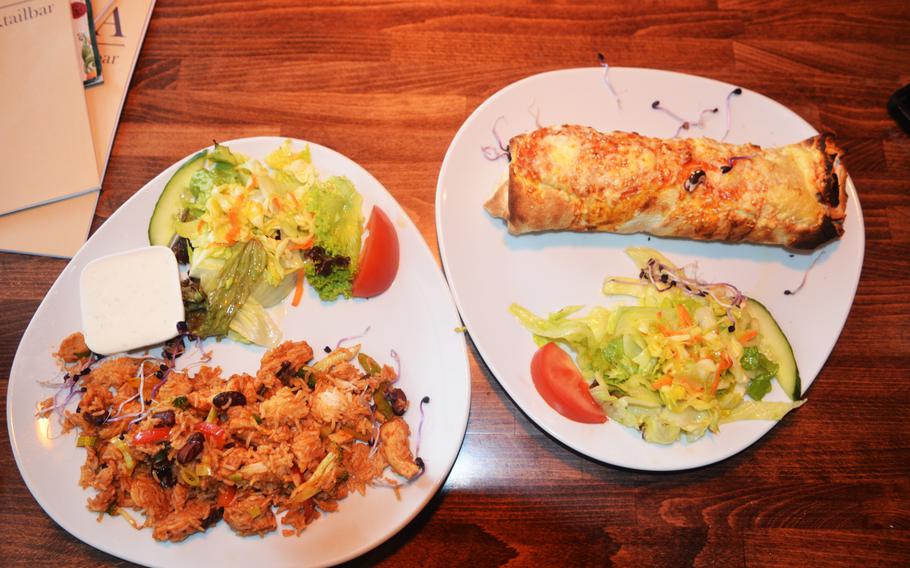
258;341;314;384
129;474;170;523
152;500;211;542
170;482;188;510
259;386;309;425
86;485;117;513
55;332;90;363
380;417;421;479
290;430;323;471
223;494;277;537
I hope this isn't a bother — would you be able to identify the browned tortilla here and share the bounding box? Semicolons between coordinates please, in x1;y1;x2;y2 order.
485;125;848;250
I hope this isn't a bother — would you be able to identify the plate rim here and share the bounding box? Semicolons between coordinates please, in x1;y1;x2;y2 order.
435;66;865;472
8;135;472;567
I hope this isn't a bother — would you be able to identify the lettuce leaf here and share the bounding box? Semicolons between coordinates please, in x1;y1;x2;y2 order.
304;177;363;271
193;240;267;338
228;298;282;348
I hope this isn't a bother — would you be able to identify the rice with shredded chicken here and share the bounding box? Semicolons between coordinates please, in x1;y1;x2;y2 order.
38;333;423;542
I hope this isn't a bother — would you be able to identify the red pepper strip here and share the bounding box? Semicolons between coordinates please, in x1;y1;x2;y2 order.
216;485;237;508
132;427;171;445
195;422;227;449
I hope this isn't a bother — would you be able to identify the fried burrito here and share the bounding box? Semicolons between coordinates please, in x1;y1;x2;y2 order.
484;125;848;249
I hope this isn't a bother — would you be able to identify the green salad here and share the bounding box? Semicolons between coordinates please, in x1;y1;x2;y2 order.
511;247;804;444
148;141;364;347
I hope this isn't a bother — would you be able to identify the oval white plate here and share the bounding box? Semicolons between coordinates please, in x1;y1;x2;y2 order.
8;137;471;567
436;67;864;471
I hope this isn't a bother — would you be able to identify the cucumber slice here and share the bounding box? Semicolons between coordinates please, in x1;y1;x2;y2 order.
744;298;801;400
147;150;208;246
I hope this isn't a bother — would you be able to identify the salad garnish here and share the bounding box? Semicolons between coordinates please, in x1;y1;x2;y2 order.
149;140;399;348
481;116;511;161
650;99;719;138
721;87;743;141
597;52;622;109
511;247;804;444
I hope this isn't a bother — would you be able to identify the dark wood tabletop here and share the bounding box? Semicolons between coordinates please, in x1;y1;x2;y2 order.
3;1;910;566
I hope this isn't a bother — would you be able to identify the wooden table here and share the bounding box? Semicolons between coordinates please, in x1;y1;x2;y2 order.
2;1;909;565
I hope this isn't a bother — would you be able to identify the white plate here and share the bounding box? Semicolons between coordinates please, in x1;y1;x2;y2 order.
7;137;471;567
436;67;864;471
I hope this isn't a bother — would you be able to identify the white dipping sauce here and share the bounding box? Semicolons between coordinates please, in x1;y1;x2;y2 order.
80;246;185;355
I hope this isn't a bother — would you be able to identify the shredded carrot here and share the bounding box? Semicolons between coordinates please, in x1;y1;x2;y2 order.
197;220;205;232
289;236;314;251
739;329;758;343
225;194;246;244
710;353;734;395
658;324;689;337
651;375;673;389
676;304;693;327
291;269;305;307
272;196;282;212
677;376;704;394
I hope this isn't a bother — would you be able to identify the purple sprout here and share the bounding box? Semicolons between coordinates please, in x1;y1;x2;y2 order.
651;100;719;138
480;116;511;161
597;53;622;109
721;87;743;141
335;325;372;350
720;155;753;174
784;251;825;296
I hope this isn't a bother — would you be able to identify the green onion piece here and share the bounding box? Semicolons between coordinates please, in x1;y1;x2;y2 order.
118;508;141;530
373;382;394;420
73;350;92;359
205;406;217;423
195;464;212;477
253;414;262;425
357;353;381;375
248;505;261;519
179;466;201;487
296;367;317;390
172;395;189;409
228;473;243;483
76;435;97;448
110;437;135;474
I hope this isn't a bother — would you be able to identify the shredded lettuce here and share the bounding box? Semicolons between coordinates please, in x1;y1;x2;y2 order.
511;247;804;445
171;140;366;344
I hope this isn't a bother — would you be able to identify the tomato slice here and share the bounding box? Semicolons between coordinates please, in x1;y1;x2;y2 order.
352;206;399;298
530;342;607;424
132;426;172;445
